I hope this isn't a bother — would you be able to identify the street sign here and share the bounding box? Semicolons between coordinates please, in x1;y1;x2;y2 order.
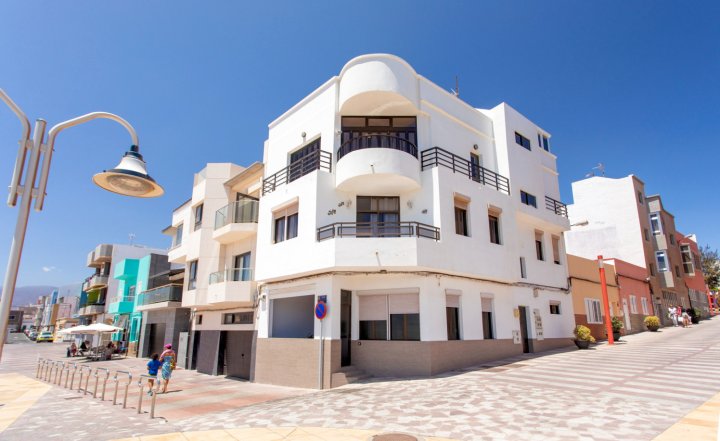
315;300;327;320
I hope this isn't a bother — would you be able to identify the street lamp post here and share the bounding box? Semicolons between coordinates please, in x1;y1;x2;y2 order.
597;255;614;345
0;88;163;361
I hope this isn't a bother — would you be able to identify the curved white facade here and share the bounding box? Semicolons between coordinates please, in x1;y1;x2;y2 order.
335;147;420;193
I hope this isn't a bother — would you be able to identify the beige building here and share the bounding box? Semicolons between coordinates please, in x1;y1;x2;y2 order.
567;254;620;340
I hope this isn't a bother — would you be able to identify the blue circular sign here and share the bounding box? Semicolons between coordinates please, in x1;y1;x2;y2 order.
315;300;327;320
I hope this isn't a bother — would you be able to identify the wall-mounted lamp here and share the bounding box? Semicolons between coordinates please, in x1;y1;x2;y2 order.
301;131;307;139
422;209;428;214
473;144;479;150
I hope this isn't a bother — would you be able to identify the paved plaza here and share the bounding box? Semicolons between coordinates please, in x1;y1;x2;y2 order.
0;318;719;440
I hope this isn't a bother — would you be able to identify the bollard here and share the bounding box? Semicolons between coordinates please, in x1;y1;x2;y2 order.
36;357;43;379
79;366;92;394
45;360;54;382
95;368;110;401
113;371;132;407
55;361;64;385
92;370;100;398
66;363;77;389
137;374;157;416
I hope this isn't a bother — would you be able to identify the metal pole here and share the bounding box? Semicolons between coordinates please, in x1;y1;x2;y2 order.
317;318;324;390
66;363;76;389
598;255;614;345
94;368;109;400
0;120;45;361
122;373;132;409
36;357;43;378
55;361;64;384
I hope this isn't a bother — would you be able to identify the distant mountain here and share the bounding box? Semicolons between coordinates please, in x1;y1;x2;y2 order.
0;285;57;307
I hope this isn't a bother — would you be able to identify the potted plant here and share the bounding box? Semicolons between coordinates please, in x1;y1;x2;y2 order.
573;325;595;349
689;308;701;325
644;315;660;332
611;316;624;341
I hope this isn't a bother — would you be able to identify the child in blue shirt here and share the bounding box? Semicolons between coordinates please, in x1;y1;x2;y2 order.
146;353;162;395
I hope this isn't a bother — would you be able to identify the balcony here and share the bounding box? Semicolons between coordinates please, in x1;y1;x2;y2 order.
207;269;256;307
213;200;259;244
85;274;109;290
136;284;183;311
107;296;135;314
317;221;440;241
421;147;510;195
262;150;332;195
77;303;105;316
87;244;113;268
336;135;420;193
545;196;568;218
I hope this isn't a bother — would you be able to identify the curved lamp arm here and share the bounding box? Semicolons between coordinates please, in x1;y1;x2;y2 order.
34;112;140;211
0;89;32;206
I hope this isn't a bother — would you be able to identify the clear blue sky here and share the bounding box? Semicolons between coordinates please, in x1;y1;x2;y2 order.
1;1;718;288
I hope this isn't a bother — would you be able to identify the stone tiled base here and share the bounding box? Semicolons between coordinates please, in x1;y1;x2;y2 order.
652;391;720;441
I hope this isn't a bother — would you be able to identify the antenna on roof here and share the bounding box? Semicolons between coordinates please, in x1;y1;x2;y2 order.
585;163;605;178
129;233;136;246
451;76;459;97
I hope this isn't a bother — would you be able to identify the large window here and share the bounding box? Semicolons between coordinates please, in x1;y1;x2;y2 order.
174;223;183;247
656;251;668;272
289;138;321;182
488;210;501;245
340;116;417;159
515;132;531;150
188;260;198;290
454;198;469;236
193;204;204;231
232;252;252;282
359;293;420;341
273;203;299;243
535;231;545;261
520;191;537;208
680;244;694;274
640;297;650;315
357;196;400;237
629;295;638;314
649;213;662;235
271;295;314;338
446;295;460;340
585;298;603;324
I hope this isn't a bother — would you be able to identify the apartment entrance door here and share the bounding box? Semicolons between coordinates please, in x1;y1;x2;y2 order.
341;290;352;366
518;306;531;354
219;331;254;380
622;299;632;331
147;323;166;356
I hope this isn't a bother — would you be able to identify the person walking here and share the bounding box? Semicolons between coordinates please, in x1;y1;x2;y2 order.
669;305;678;327
146;353;162;395
159;344;176;394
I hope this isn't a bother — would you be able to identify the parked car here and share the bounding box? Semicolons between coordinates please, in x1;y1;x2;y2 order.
28;331;38;340
35;332;54;343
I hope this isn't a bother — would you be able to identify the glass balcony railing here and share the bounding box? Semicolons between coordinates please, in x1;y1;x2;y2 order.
137;284;183;306
214;200;259;229
209;268;254;284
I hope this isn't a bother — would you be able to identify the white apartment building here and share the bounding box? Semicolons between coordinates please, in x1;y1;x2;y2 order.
565;175;690;322
253;54;574;389
165;162;263;378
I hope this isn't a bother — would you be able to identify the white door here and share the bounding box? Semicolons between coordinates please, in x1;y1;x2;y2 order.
622;299;631;331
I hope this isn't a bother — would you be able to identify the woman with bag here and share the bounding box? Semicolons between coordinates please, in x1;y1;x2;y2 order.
159;344;176;394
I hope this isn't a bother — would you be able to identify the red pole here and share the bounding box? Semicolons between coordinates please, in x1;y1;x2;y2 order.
707;291;715;316
598;255;614;345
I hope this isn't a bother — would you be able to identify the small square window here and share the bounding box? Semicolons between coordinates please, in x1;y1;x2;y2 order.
521;191;537;208
549;303;561;315
514;132;531;150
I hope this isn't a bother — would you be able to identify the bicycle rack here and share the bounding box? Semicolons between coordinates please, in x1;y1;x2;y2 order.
112;370;132;408
79;366;92;394
65;363;77;389
95;368;110;400
35;357;43;379
137;374;158;418
54;361;64;385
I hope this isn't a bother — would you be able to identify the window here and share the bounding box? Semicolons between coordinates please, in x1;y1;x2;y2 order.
520;257;527;279
656;251;668;272
273;203;299;243
488;211;501;245
174;223;183;247
629;295;638;314
454;198;469;236
223;312;253;325
520;191;537;208
193;204;203;231
196;314;203;325
341;116;417;159
288;138;322;182
640;297;649;315
482;298;494;339
470;153;482;182
681;245;694;274
188;260;198;290
515;132;531;150
669;234;675;245
356;196;400;237
271;295;314;338
585;298;603;324
674;265;681;278
649;262;656;276
643;228;649;241
232;252;252;282
551;235;561;264
549;302;561;315
446;295;460;340
649;213;662;235
359;293;420;341
538;133;550;151
637;191;644;204
535;231;545;261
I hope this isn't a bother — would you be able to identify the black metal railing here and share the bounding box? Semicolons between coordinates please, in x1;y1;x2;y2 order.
317;221;440;241
337;134;418;161
262;150;332;195
137;284;183;306
420;147;510;195
545;196;568;217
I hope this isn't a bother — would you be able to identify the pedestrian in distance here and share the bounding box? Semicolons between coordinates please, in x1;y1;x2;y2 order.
146;353;162;396
159;344;176;394
668;305;678;327
681;308;691;327
70;342;77;357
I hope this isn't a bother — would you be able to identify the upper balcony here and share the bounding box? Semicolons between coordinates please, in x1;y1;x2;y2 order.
136;284;183;311
420;147;510;195
84;274;109;290
107;296;134;314
77;303;105;316
86;244;113;268
213;199;259;244
207;269;256;307
545;196;568;218
262;150;332;195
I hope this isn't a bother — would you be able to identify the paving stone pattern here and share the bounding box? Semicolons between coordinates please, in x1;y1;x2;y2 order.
1;318;719;441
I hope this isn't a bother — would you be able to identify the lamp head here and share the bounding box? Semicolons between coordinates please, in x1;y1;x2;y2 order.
92;145;164;198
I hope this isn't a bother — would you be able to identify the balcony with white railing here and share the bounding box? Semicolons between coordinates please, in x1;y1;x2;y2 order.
212;199;259;244
206;268;256;307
